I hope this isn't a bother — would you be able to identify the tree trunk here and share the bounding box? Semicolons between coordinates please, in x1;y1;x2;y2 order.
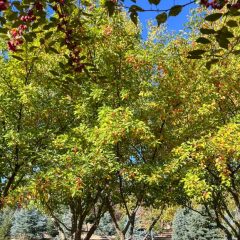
107;201;126;240
84;223;98;240
226;234;233;240
115;229;125;240
143;214;162;240
235;233;240;240
74;228;82;240
128;213;136;240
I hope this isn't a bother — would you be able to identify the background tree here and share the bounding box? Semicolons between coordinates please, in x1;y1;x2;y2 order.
172;116;240;239
172;207;224;240
95;213;116;237
0;208;14;240
24;9;183;240
11;208;48;240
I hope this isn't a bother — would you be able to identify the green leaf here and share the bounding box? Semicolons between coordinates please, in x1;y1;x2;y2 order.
48;41;56;47
7;12;19;21
29;46;39;51
50;70;59;75
196;37;211;44
148;0;160;5
188;50;206;56
45;31;53;40
156;12;167;26
49;17;58;23
0;34;8;39
233;50;240;55
82;11;93;17
206;59;219;70
81;0;92;6
217;27;234;38
200;28;216;35
83;67;90;77
229;8;240;16
0;28;8;34
80;56;86;60
40;38;45;45
49;47;59;54
216;37;229;49
24;32;37;42
205;13;222;22
59;62;66;69
32;22;40;29
130;11;138;25
187;55;202;59
12;20;22;28
129;5;144;12
169;5;182;17
11;55;24;61
0;17;6;25
226;20;238;28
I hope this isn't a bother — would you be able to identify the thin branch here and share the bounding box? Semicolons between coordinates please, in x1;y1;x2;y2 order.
123;1;195;13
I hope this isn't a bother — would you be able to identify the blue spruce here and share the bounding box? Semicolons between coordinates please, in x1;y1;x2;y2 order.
11;208;47;240
172;208;225;240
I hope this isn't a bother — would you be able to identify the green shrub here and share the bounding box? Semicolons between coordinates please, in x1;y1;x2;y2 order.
0;208;14;240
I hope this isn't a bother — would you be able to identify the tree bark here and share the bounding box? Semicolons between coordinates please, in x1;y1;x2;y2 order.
143;214;162;240
107;201;125;240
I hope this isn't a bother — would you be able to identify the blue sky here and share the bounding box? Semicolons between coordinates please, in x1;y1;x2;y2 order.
124;0;197;35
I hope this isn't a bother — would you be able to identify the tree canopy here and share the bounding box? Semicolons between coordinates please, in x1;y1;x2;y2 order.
0;1;239;240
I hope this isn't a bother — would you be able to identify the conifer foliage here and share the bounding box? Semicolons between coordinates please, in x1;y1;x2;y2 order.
10;208;48;240
172;208;224;240
0;208;14;240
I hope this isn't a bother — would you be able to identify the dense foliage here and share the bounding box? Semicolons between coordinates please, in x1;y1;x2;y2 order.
0;1;239;240
0;0;239;70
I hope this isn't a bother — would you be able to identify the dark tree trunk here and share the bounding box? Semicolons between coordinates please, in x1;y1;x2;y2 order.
74;228;82;240
226;234;232;240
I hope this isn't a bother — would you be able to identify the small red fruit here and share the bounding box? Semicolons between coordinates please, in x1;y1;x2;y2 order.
8;40;17;51
35;1;43;11
10;28;19;38
0;0;8;11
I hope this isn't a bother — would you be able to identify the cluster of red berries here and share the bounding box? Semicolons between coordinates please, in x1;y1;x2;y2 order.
64;29;85;72
35;1;44;11
0;0;8;11
200;0;227;9
231;2;240;8
8;1;44;51
69;47;85;73
54;1;85;72
8;24;27;51
20;10;36;22
200;0;240;9
57;0;65;4
5;0;84;72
